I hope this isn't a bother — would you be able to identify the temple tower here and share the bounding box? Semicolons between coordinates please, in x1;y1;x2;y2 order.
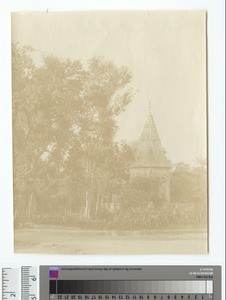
129;104;171;204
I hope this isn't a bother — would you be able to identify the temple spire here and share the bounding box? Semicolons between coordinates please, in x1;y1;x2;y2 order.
134;102;170;167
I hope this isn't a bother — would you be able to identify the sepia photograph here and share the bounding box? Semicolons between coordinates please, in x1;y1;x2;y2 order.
12;11;208;254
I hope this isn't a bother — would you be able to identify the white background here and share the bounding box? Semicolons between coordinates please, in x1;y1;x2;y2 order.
0;0;225;296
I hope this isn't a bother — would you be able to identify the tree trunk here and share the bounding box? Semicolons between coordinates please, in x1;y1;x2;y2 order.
84;162;96;219
27;192;33;222
95;179;101;216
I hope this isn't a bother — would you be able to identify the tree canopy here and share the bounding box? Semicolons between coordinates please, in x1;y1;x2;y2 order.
13;44;133;223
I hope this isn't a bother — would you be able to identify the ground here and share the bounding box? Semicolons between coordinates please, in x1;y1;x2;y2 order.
14;227;208;254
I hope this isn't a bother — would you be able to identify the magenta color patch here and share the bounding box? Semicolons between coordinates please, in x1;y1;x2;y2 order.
49;269;58;278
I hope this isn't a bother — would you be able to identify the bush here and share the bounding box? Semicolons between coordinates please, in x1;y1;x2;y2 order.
30;203;207;231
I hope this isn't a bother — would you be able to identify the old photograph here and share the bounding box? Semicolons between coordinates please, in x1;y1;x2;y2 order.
12;11;207;254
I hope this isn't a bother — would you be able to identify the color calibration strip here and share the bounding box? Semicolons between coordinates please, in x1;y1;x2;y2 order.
49;280;213;295
1;266;220;300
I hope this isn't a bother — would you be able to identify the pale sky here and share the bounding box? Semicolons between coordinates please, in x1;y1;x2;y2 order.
12;11;207;165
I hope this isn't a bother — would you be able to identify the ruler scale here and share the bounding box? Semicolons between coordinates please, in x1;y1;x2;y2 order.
21;266;38;300
2;267;20;300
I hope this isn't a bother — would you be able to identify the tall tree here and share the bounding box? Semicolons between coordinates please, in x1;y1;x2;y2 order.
13;45;133;224
78;57;132;218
